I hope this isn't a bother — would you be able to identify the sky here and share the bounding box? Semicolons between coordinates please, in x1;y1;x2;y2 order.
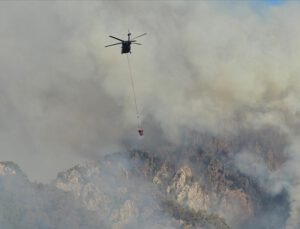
0;0;299;186
266;0;284;5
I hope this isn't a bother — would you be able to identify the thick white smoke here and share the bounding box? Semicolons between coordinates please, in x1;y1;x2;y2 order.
0;3;300;227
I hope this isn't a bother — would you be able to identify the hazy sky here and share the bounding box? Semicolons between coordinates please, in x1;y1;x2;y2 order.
0;1;299;184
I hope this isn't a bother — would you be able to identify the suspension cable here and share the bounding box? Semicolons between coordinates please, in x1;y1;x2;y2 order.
126;54;141;129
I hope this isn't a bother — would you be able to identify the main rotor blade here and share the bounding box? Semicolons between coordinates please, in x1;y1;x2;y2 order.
132;33;147;40
109;36;124;42
105;42;122;47
132;42;142;45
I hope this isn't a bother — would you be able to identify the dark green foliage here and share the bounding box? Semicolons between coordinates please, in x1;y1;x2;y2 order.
161;198;231;229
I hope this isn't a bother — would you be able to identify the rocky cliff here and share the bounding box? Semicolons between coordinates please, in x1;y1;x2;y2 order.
54;152;231;229
0;131;290;229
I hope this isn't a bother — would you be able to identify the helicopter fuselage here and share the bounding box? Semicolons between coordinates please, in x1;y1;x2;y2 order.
121;41;131;54
105;32;146;54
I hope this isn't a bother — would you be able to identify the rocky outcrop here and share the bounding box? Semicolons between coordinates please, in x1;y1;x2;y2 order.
160;163;252;227
166;166;210;211
127;146;287;229
0;128;289;229
53;153;231;229
0;161;25;177
54;158;173;228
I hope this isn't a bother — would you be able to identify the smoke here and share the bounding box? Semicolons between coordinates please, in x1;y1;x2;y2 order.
0;152;190;228
1;1;300;227
235;151;278;193
282;137;300;229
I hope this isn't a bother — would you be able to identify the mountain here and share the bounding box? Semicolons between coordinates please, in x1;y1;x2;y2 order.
0;131;290;229
0;161;105;229
54;153;230;229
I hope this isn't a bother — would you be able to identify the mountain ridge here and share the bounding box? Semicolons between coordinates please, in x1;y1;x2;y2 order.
0;131;290;229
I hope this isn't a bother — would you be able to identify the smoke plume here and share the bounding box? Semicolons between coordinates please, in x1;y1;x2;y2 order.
1;1;300;227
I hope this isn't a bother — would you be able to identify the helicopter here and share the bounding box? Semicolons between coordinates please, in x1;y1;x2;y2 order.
105;31;146;54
